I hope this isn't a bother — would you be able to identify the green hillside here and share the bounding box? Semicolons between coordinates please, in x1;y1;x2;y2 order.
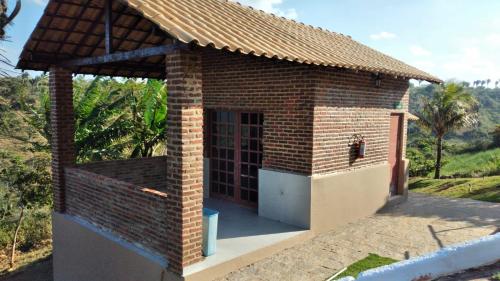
439;148;500;178
409;84;500;142
410;176;500;203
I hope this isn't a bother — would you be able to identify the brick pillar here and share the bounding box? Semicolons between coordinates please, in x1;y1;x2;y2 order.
165;47;204;273
49;67;76;213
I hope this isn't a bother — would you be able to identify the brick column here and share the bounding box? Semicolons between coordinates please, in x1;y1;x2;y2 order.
165;47;204;273
49;67;76;213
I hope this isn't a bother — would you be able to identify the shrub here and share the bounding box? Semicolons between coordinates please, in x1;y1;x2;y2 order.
18;208;51;252
407;148;435;177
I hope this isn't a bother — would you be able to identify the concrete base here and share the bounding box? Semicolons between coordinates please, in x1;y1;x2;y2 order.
258;163;397;233
258;169;311;228
398;158;410;199
310;163;391;233
52;213;176;281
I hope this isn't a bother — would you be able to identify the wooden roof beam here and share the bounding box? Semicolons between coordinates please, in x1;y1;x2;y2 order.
59;44;185;67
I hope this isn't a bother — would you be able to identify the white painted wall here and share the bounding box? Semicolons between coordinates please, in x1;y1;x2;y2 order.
258;169;311;228
338;233;500;281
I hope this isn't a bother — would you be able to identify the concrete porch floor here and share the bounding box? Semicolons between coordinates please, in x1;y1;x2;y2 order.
184;198;309;278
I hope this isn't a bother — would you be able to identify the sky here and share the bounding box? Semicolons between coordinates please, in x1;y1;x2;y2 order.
2;0;500;84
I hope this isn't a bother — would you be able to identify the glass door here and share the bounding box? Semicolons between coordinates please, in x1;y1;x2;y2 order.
239;113;263;206
209;111;263;207
210;111;236;200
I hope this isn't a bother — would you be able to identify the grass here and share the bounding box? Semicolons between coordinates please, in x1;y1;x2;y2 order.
493;272;500;280
335;254;398;279
439;148;500;178
409;176;500;203
0;242;52;276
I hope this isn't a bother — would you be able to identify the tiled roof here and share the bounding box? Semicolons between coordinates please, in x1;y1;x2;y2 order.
124;0;441;82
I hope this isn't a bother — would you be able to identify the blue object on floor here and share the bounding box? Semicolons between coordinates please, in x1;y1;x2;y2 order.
202;208;219;256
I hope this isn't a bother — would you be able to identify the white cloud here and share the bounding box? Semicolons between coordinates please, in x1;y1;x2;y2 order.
412;60;436;71
410;45;432;56
233;0;298;19
440;47;500;83
32;0;47;6
486;33;500;46
369;31;396;40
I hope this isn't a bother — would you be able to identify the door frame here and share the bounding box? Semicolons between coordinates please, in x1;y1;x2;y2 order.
206;109;263;208
389;113;404;196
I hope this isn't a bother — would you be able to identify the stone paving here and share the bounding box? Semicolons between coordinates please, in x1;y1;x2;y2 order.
217;193;500;281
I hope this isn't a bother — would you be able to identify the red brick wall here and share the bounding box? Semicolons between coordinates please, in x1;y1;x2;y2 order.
49;67;76;212
79;157;167;191
202;48;409;176
312;69;409;175
65;166;168;257
165;48;204;272
202;48;316;174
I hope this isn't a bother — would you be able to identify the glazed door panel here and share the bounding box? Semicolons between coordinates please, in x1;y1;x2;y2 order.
209;111;263;207
210;111;236;200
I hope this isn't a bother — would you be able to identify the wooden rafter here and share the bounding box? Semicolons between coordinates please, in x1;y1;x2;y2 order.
31;1;62;51
33;26;152;46
18;0;175;79
105;0;113;54
55;1;92;54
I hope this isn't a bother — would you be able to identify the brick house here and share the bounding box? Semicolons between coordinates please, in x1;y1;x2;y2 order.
17;0;440;280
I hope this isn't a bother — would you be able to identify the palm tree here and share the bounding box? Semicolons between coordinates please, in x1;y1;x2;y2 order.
0;0;21;76
0;0;20;39
486;79;491;88
417;83;478;179
495;80;499;88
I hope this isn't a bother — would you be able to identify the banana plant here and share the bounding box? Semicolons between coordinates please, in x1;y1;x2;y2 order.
128;79;167;158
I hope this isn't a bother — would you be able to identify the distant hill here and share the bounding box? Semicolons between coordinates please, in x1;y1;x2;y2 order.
409;84;500;143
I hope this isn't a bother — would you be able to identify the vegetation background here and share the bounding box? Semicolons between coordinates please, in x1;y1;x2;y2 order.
0;74;167;271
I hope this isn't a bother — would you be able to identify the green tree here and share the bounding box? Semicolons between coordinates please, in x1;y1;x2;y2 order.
0;151;51;268
417;83;479;179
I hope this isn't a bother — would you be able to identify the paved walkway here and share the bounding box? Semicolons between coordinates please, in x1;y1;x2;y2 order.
217;193;500;281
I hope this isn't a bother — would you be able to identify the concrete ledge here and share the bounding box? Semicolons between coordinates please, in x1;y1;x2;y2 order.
338;233;500;281
52;213;177;281
184;230;313;281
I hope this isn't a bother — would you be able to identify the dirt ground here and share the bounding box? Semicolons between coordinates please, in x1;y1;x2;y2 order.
1;193;499;281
